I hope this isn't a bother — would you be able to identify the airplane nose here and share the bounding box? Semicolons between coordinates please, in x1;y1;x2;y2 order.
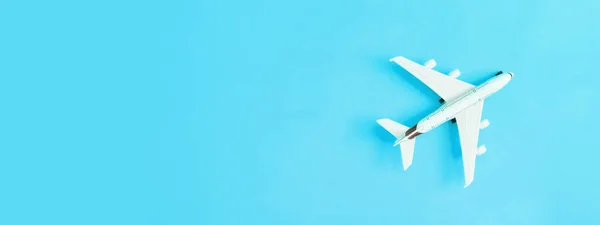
508;72;513;77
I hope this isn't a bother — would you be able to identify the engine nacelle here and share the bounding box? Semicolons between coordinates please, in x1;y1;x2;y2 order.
477;145;487;156
479;119;490;129
448;69;460;78
424;59;436;69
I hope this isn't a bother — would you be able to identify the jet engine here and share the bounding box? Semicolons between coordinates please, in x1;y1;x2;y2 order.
479;119;490;129
477;145;487;156
449;69;461;78
424;59;436;69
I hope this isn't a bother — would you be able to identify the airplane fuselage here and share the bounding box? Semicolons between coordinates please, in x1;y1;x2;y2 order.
394;72;513;146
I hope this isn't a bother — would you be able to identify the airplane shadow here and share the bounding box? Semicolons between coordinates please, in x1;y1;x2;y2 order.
437;122;464;186
446;123;463;159
372;122;396;143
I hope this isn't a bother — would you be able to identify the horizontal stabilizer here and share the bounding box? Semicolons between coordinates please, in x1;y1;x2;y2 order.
399;139;415;170
376;118;409;139
376;118;415;170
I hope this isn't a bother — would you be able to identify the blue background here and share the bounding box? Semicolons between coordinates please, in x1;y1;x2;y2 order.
1;0;599;224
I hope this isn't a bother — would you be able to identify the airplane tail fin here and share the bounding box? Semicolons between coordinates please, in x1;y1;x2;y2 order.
376;118;416;170
376;118;409;138
398;139;416;171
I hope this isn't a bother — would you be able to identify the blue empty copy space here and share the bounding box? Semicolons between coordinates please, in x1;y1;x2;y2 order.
0;0;598;224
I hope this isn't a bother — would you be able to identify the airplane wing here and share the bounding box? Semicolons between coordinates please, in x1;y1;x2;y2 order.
390;56;474;102
454;100;484;188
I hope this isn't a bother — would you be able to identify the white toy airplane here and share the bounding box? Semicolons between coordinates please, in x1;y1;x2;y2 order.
377;56;513;188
